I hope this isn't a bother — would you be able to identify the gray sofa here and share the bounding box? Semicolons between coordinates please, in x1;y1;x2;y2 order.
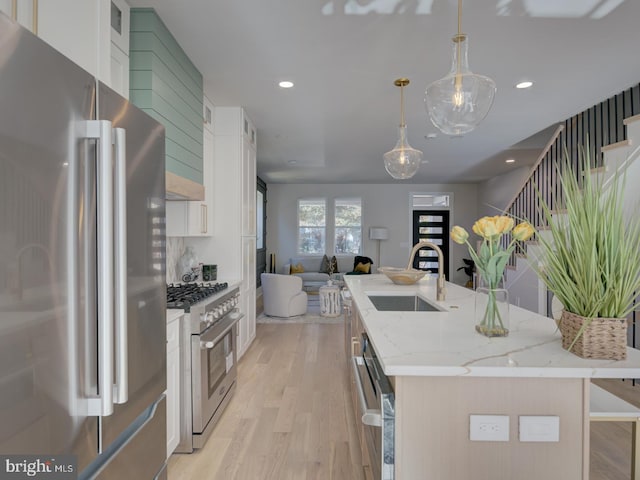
282;256;353;290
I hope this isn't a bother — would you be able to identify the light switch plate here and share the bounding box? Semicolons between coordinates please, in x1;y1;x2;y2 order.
519;416;560;442
469;415;509;442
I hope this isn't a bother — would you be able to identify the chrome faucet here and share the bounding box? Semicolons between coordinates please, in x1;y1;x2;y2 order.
407;239;446;301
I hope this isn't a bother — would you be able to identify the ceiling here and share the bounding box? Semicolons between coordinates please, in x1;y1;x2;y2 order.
127;0;640;184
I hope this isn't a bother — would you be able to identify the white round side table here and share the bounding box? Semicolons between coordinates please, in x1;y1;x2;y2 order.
319;281;341;317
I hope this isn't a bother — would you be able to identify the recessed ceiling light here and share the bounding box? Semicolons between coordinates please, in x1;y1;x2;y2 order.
516;81;533;89
279;81;294;89
505;158;515;163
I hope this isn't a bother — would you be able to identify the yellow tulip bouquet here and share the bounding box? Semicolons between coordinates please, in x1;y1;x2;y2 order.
451;216;534;336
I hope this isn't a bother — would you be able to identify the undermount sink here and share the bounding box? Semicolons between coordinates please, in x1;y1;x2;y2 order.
367;295;443;312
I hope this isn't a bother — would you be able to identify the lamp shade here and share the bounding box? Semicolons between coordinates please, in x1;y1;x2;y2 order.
369;227;389;240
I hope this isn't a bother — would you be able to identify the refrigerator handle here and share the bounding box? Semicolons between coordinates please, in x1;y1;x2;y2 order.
83;120;115;417
113;127;128;404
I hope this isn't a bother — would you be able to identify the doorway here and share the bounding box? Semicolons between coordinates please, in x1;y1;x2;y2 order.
412;210;449;277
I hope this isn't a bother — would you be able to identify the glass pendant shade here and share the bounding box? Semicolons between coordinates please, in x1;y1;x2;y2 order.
384;125;423;179
425;34;496;136
384;78;423;180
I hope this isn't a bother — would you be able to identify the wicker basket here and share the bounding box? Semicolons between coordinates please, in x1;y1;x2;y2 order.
558;310;627;360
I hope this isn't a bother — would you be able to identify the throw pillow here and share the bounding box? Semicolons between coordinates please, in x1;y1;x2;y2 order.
330;255;339;273
353;255;374;269
354;261;371;274
319;254;331;274
290;263;305;274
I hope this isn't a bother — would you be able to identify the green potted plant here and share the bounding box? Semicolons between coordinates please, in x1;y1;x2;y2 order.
532;147;640;360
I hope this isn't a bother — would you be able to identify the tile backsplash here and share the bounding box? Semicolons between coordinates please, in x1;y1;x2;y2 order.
166;237;185;283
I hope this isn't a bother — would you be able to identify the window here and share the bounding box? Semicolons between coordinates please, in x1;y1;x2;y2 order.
298;199;326;254
334;198;362;255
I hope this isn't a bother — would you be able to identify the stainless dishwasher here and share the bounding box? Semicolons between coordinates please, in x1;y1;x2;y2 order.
352;332;395;480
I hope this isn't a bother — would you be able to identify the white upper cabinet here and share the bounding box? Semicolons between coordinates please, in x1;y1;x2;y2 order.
109;0;130;98
242;115;257;237
0;0;37;33
0;0;129;97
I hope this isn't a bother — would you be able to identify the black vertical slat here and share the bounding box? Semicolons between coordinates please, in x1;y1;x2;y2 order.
623;88;632;121
578;112;584;165
608;97;616;144
616;92;624;142
545;148;551;219
632;84;640;115
589;106;597;166
535;166;540;222
595;102;603;166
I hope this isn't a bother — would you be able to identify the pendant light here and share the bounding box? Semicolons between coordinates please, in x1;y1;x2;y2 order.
424;0;496;136
384;78;423;180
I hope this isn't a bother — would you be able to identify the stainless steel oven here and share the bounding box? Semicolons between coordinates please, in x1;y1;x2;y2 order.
191;310;238;439
352;332;395;480
168;283;242;453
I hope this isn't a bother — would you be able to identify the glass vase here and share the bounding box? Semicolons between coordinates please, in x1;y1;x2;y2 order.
475;278;509;337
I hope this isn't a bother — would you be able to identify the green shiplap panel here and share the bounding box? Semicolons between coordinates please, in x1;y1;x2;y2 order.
129;8;203;183
130;92;202;165
130;9;201;89
166;138;201;172
130;58;201;116
129;89;153;109
130;69;202;137
165;156;201;183
137;107;202;183
130;83;202;147
129;32;201;109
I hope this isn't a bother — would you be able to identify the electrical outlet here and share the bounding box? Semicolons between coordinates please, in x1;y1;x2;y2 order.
469;415;509;441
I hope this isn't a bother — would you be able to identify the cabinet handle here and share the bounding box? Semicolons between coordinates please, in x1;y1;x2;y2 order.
351;337;360;357
201;204;207;233
32;0;37;35
351;356;382;427
113;128;128;405
11;1;38;33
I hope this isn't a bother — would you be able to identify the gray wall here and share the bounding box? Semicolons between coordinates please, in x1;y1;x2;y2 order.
477;166;532;218
266;183;479;285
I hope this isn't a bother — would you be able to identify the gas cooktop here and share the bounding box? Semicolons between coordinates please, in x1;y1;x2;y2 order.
166;282;228;311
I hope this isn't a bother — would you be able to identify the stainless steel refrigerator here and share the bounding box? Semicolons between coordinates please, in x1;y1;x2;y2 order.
0;14;167;479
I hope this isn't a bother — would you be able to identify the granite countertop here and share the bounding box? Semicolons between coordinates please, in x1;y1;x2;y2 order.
344;274;640;379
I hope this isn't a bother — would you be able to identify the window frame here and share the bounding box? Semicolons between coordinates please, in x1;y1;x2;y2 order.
297;198;327;255
333;197;362;256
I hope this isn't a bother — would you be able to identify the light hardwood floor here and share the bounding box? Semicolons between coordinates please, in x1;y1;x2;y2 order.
168;321;639;480
168;322;366;479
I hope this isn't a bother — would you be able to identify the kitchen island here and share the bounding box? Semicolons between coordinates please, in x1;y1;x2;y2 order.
344;274;640;480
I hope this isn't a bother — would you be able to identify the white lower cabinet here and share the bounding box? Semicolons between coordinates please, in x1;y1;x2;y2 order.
238;236;256;358
166;314;181;458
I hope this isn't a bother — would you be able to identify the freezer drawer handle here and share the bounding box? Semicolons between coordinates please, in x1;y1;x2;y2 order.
82;120;115;416
113;127;128;404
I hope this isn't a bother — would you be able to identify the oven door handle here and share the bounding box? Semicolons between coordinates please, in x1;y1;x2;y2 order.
201;313;244;346
351;356;382;427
